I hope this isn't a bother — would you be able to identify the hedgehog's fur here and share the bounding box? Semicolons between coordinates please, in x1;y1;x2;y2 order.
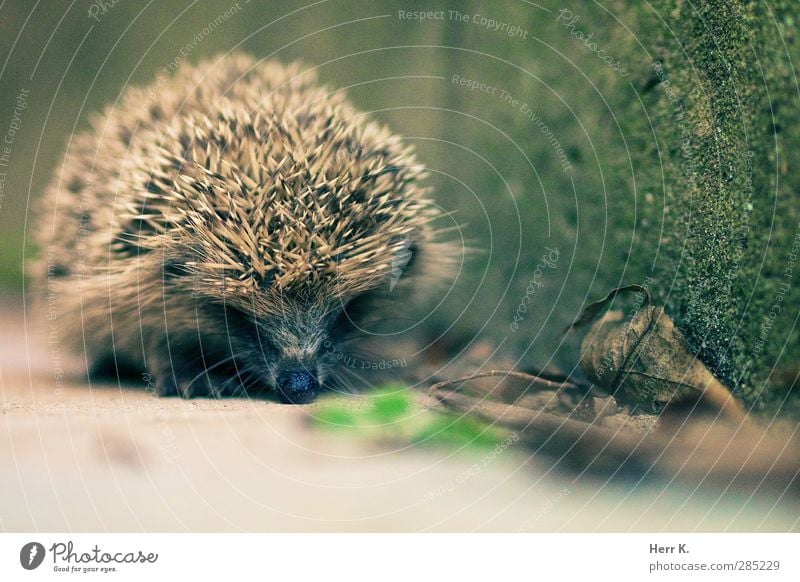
34;54;454;402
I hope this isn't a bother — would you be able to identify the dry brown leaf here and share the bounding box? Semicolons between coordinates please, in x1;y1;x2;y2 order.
572;287;746;421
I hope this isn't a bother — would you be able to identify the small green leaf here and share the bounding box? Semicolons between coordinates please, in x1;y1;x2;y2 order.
370;390;411;422
313;408;358;429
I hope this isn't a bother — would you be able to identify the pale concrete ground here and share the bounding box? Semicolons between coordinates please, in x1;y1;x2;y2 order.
1;294;797;532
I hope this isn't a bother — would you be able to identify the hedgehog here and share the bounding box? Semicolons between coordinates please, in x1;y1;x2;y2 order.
34;54;455;403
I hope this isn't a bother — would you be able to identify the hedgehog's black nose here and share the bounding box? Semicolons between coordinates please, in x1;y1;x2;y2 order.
275;370;320;404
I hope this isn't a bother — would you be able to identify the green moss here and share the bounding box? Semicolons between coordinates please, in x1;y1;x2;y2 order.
614;0;800;415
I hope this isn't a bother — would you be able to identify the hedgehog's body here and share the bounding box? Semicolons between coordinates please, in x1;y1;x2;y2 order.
36;55;452;403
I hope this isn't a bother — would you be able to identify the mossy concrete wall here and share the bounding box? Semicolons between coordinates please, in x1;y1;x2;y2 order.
614;1;800;414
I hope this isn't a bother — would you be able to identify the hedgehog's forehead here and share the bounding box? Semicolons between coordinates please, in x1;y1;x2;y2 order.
237;229;414;292
176;182;428;291
211;259;389;315
182;219;418;305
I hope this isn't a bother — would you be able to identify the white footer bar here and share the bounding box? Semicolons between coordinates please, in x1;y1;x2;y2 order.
1;533;797;581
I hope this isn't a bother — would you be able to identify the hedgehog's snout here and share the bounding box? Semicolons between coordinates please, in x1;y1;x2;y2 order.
257;315;329;403
275;369;320;404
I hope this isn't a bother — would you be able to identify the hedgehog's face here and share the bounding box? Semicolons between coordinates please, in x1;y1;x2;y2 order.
249;241;420;403
169;236;422;403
